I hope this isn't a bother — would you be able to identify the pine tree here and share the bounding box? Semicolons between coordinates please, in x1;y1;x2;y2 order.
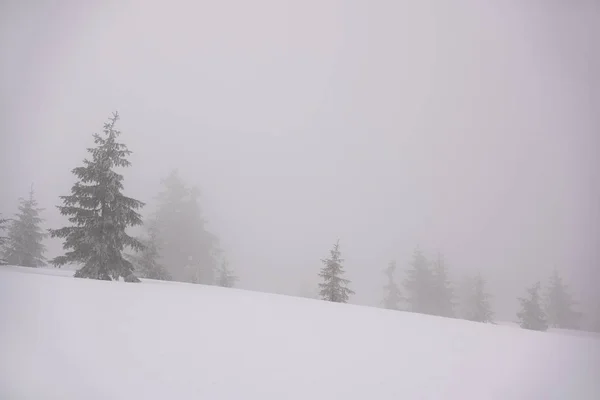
431;253;454;317
0;214;9;265
464;272;494;323
0;214;7;244
3;187;47;267
49;112;144;281
403;247;434;314
517;282;548;331
382;260;402;310
216;258;238;288
153;170;219;284
127;221;171;280
318;240;354;303
544;269;581;329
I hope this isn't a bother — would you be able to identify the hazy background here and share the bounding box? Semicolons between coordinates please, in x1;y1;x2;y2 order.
1;0;598;321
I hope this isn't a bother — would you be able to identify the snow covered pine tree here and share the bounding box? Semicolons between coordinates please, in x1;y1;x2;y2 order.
152;170;220;284
49;112;144;282
404;247;434;315
544;269;581;329
3;186;47;267
318;240;354;303
0;214;8;264
517;281;548;331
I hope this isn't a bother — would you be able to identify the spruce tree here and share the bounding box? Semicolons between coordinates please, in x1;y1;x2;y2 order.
127;221;171;280
404;247;434;314
0;214;8;264
153;170;219;284
3;187;47;267
382;260;402;310
0;214;7;245
49;112;144;281
216;258;238;288
431;253;454;317
516;282;548;331
544;269;581;329
464;272;494;323
318;240;354;303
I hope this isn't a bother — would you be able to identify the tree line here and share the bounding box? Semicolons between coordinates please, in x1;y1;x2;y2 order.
316;240;583;332
0;112;592;333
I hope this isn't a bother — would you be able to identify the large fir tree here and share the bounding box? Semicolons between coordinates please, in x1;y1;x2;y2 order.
382;260;402;310
404;247;434;314
464;272;494;323
430;253;454;317
318;240;354;303
153;170;220;284
3;187;47;267
127;221;171;280
544;269;581;329
516;282;548;331
49;112;144;281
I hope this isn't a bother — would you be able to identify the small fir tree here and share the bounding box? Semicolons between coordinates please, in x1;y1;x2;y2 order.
382;260;402;310
517;282;548;331
216;258;238;288
544;269;581;329
3;187;47;267
318;240;354;303
49;112;144;281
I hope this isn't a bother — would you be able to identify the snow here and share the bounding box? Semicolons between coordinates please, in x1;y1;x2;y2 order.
1;266;598;399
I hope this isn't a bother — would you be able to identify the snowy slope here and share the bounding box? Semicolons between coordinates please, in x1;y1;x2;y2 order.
0;266;598;400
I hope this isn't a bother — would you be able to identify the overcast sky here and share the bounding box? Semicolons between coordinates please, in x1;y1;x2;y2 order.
1;0;599;321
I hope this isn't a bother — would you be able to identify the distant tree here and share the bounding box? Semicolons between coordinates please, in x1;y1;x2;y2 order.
49;112;144;282
318;240;354;303
153;170;219;284
382;260;402;310
430;253;454;317
0;214;8;264
404;247;434;314
3;187;47;267
463;272;494;323
216;258;238;288
517;282;548;331
544;269;581;329
127;221;171;281
0;215;7;244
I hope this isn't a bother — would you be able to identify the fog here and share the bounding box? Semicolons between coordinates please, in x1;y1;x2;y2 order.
1;1;599;321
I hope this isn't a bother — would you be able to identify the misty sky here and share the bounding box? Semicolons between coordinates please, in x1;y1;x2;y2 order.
1;1;599;321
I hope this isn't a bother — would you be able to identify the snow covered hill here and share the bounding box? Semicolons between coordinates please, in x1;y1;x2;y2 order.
1;266;599;399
